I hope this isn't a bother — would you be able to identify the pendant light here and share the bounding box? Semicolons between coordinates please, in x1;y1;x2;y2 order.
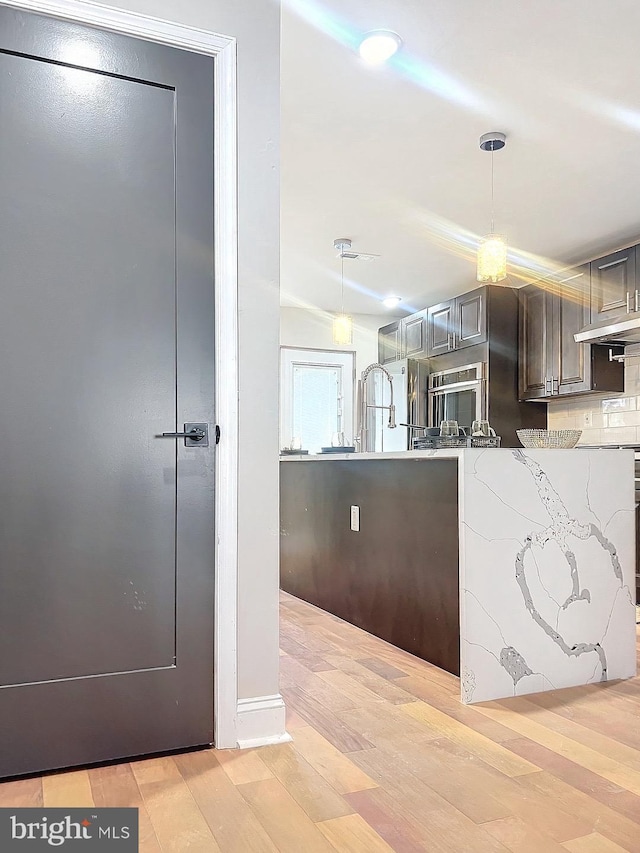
477;132;507;283
332;238;353;345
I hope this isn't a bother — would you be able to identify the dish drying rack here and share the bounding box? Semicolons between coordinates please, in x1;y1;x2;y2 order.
412;435;501;450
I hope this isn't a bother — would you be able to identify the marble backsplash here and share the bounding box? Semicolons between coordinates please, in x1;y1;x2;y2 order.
547;348;640;445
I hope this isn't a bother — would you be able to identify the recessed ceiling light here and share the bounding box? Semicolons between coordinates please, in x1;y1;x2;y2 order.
382;296;402;308
358;31;402;65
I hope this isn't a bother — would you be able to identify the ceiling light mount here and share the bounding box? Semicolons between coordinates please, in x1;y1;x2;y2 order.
333;237;352;254
479;131;506;152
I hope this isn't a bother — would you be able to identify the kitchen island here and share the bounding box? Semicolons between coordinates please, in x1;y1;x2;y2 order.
280;449;637;703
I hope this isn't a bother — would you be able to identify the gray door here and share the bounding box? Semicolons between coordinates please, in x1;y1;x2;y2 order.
0;7;215;777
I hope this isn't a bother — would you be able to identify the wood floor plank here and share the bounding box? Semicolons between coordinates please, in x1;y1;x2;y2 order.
279;635;336;672
285;704;308;732
325;657;415;705
502;737;640;825
345;786;439;853
89;762;160;853
42;769;94;807
334;702;440;751
237;778;336;853
132;756;222;853
483;815;569;852
502;695;640;772
401;700;539;777
562;834;632;852
349;734;512;825
289;725;378;794
215;748;273;785
425;739;592;844
316;667;399;708
316;813;395;853
0;777;43;808
174;749;278;853
282;685;375;753
517;770;640;852
396;673;526;743
356;657;408;680
280;656;357;712
474;699;640;795
258;742;354;822
528;689;640;752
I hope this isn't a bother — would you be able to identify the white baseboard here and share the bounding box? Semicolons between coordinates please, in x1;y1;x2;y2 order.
236;694;291;749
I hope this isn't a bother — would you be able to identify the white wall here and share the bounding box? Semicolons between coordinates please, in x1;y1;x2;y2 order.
92;0;282;718
280;307;387;376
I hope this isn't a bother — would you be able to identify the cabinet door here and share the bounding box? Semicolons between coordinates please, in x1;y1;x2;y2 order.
427;299;454;356
403;310;427;358
555;265;592;395
454;287;486;350
519;285;551;400
378;321;402;364
590;246;636;323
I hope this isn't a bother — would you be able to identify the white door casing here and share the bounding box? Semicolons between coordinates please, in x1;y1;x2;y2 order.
0;0;239;748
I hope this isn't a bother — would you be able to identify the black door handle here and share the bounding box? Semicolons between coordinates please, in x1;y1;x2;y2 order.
159;423;209;447
162;429;206;441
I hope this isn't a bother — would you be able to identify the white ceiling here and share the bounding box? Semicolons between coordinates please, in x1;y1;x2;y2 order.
281;0;640;317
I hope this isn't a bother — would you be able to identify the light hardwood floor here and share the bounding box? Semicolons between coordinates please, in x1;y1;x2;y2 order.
2;591;639;852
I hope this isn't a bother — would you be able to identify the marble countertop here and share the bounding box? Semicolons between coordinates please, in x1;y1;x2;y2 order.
280;448;634;461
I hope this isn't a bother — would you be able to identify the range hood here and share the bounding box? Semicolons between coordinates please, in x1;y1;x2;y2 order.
574;311;640;345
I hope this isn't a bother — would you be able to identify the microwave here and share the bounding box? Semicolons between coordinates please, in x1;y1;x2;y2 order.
428;362;486;431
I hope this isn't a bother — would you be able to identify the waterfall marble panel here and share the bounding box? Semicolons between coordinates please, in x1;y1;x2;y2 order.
459;448;637;704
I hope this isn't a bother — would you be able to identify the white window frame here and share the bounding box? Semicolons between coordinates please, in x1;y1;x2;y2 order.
280;347;355;451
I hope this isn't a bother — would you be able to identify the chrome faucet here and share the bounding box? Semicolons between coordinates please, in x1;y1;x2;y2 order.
356;363;397;452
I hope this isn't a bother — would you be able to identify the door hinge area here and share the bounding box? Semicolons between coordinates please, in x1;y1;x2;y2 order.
215;424;221;445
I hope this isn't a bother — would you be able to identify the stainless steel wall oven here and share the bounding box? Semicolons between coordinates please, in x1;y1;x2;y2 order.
428;362;486;431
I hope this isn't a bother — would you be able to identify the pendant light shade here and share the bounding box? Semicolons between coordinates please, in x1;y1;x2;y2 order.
332;314;353;345
477;234;507;283
333;238;353;345
477;132;507;283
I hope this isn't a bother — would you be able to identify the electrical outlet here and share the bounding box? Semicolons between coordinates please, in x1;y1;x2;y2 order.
583;412;592;427
350;505;360;532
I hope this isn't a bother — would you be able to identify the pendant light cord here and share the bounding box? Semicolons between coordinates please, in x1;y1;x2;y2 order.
490;146;495;235
340;250;345;314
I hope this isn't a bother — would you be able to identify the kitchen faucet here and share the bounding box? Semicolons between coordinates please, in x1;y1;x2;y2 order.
356;363;396;452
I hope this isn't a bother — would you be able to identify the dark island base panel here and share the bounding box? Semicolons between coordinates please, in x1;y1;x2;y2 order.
280;459;460;677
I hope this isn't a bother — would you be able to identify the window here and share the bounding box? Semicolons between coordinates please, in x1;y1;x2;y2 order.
280;348;354;453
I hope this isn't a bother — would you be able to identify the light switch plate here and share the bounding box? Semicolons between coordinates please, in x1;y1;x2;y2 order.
350;505;360;532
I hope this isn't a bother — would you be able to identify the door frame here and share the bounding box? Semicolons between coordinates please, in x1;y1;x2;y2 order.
0;0;239;748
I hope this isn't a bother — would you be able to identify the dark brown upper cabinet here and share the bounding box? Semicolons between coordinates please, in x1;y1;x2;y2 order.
427;287;487;356
519;265;624;400
426;299;455;356
590;246;637;323
403;310;428;357
455;287;487;350
378;320;402;364
378;311;428;363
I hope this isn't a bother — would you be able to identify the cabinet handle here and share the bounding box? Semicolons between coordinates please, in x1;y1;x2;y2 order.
545;378;552;395
552;377;559;395
635;290;639;313
447;332;454;350
627;291;631;313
